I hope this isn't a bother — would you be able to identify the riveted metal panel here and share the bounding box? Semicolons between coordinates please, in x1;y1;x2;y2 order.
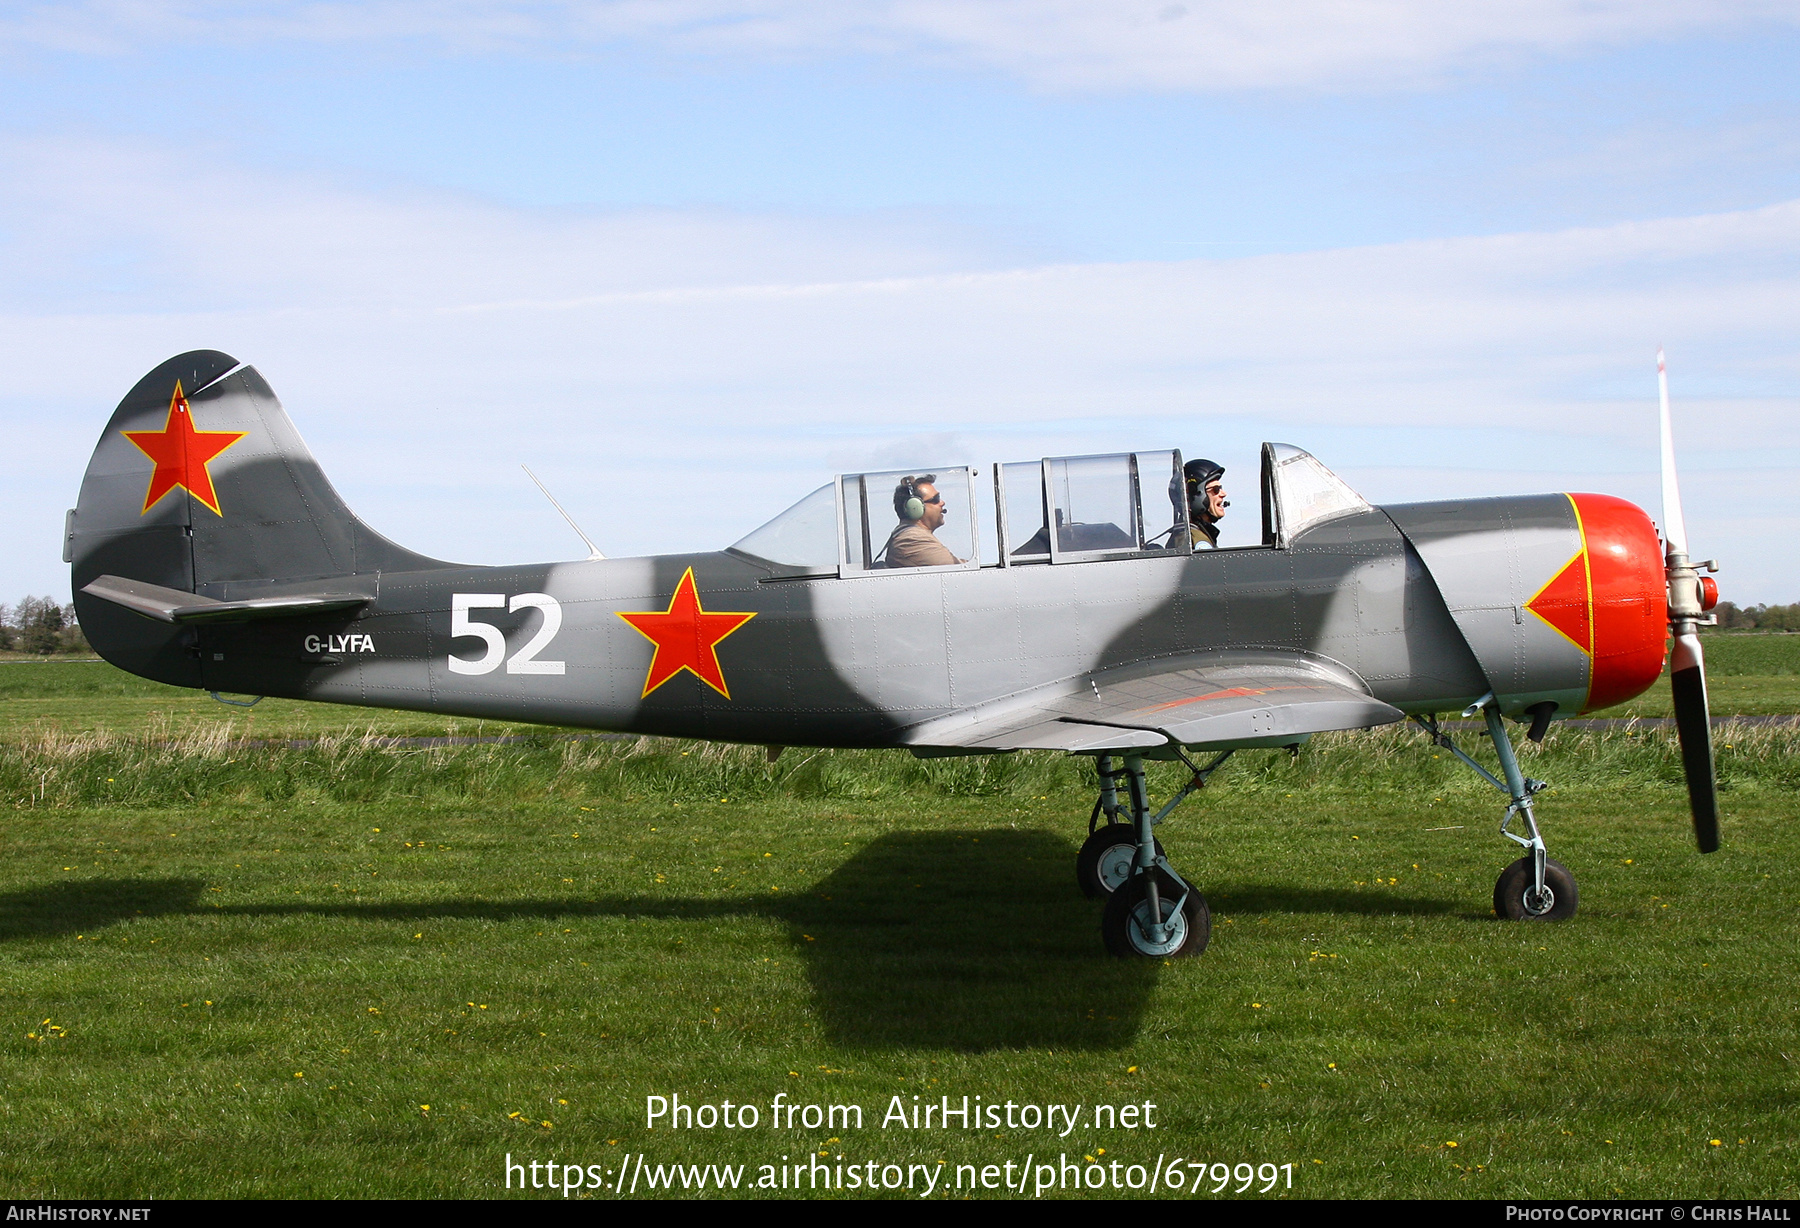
1384;495;1590;716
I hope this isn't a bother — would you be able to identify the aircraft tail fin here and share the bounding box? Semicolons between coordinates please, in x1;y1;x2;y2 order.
69;350;450;684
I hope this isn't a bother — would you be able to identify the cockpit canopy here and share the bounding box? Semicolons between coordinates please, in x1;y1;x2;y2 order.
729;443;1370;572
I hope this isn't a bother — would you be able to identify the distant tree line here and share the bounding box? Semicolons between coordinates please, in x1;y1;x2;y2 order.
0;597;91;654
1711;602;1800;632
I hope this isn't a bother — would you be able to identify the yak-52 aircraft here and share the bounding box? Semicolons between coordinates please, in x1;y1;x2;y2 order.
68;350;1723;958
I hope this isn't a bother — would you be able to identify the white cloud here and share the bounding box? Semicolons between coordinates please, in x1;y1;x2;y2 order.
3;136;1797;601
7;1;1800;92
0;137;1008;318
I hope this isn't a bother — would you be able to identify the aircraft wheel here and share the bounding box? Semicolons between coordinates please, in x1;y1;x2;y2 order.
1075;825;1162;899
1493;857;1578;921
1102;871;1210;958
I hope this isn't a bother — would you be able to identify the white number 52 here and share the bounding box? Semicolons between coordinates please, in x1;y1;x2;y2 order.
448;593;564;676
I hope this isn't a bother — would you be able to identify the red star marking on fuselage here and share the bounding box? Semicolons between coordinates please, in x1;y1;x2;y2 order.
617;568;756;699
122;381;246;516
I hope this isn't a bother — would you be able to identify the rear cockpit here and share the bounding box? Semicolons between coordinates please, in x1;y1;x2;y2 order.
727;443;1371;574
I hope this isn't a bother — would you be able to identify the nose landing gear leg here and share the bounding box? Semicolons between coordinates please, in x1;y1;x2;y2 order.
1414;703;1577;921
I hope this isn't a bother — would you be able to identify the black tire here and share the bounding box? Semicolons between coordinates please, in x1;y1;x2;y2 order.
1075;824;1163;899
1493;856;1578;921
1102;870;1210;958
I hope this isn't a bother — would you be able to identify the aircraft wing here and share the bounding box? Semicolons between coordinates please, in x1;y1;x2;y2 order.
905;650;1404;754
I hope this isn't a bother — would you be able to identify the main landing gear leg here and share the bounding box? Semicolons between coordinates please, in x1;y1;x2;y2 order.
1413;703;1577;921
1076;749;1232;899
1090;753;1124;831
1098;752;1213;958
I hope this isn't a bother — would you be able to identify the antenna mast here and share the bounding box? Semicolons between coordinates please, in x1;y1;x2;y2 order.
522;464;605;560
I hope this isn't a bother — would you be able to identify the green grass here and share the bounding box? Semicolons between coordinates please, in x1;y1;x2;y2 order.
1695;632;1800;675
1611;633;1800;717
0;658;543;740
2;699;1797;1199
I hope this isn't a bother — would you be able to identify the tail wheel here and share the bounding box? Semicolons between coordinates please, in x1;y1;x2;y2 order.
1075;824;1162;899
1102;871;1210;958
1493;857;1579;921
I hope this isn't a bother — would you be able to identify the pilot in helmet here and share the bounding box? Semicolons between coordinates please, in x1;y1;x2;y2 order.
1185;458;1228;548
884;475;961;568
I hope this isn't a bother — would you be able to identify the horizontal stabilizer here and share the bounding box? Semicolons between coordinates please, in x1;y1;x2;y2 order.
82;574;368;625
905;650;1404;754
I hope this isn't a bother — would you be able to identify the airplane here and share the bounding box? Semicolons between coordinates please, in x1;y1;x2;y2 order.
66;349;1723;959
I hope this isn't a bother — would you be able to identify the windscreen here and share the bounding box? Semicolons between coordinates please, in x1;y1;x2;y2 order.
729;482;839;568
1265;444;1371;542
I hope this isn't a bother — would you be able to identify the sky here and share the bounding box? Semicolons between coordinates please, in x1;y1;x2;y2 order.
4;1;1799;601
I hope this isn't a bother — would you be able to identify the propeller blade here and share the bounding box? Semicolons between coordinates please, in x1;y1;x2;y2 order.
1657;350;1720;852
1658;347;1688;559
1669;632;1720;853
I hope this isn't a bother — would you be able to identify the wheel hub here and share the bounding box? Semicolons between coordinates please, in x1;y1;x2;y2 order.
1097;844;1135;892
1129;900;1188;957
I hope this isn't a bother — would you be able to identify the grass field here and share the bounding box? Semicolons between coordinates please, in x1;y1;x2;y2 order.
1;645;1797;1200
1610;633;1800;718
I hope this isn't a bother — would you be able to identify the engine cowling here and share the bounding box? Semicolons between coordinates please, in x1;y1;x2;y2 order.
1384;492;1667;716
1565;493;1668;711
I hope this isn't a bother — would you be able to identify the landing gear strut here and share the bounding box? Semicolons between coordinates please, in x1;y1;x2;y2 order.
1414;699;1578;921
1077;750;1232;899
1083;750;1229;957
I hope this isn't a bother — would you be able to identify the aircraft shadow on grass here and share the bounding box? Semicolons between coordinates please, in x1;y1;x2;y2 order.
0;831;1460;1050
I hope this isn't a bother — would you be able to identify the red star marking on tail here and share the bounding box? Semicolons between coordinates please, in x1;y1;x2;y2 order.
617;568;756;699
122;381;246;516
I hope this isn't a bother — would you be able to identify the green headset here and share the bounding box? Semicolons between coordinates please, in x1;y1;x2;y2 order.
896;474;938;522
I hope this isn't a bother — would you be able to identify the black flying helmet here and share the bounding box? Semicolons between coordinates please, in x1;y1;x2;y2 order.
1184;458;1224;494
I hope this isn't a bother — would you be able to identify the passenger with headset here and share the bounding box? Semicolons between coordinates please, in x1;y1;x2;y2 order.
1185;458;1229;548
882;474;961;568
